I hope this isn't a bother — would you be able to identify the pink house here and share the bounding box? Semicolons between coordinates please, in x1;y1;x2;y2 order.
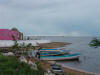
0;29;18;40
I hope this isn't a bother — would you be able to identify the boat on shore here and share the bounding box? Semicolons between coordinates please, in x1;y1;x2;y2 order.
40;48;70;56
40;53;80;61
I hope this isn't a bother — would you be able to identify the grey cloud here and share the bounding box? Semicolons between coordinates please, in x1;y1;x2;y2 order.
0;0;100;36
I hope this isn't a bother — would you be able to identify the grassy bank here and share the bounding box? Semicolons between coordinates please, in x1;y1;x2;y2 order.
0;55;44;75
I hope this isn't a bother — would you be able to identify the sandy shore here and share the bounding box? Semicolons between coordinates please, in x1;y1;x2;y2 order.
38;42;71;49
47;61;96;75
30;58;95;75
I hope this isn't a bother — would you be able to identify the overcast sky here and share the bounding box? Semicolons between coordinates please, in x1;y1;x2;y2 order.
0;0;100;36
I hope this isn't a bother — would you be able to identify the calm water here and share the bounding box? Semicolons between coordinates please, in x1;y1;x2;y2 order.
40;36;100;74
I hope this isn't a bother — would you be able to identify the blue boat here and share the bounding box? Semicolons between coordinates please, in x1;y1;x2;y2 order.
40;53;80;61
40;48;70;56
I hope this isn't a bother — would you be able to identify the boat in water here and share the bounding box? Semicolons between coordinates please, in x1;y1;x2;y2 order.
40;53;80;61
40;48;70;56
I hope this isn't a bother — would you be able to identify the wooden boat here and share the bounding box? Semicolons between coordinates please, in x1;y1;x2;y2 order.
40;53;80;61
40;48;70;56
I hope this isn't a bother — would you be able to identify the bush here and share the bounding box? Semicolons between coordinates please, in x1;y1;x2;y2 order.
0;55;44;75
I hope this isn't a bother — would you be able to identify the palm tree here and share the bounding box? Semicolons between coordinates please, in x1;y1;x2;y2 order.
25;43;35;57
11;27;19;32
19;42;26;55
89;38;100;48
11;34;19;53
23;43;35;63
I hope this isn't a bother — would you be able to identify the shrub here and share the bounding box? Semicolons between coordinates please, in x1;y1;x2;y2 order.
0;56;44;75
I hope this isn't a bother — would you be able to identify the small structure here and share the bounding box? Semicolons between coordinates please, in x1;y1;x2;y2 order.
0;28;23;40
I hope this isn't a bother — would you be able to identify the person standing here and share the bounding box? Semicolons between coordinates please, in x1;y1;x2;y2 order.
37;50;40;60
35;49;40;60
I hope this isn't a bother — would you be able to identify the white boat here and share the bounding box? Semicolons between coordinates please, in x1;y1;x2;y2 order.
40;48;70;56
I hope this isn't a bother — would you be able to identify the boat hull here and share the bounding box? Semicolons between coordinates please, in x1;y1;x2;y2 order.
40;53;80;61
40;49;70;56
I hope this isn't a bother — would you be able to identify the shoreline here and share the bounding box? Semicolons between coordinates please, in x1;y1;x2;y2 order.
31;58;96;75
37;42;96;75
47;61;96;75
57;62;97;75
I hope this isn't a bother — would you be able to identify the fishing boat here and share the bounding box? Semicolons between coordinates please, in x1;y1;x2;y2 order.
40;53;80;61
40;48;70;56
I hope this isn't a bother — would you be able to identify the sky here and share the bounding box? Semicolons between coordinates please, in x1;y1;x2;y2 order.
0;0;100;36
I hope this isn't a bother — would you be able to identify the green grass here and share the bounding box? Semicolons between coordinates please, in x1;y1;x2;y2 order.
0;55;44;75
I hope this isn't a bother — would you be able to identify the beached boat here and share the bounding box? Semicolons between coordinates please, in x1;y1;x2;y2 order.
40;53;80;61
40;48;70;56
